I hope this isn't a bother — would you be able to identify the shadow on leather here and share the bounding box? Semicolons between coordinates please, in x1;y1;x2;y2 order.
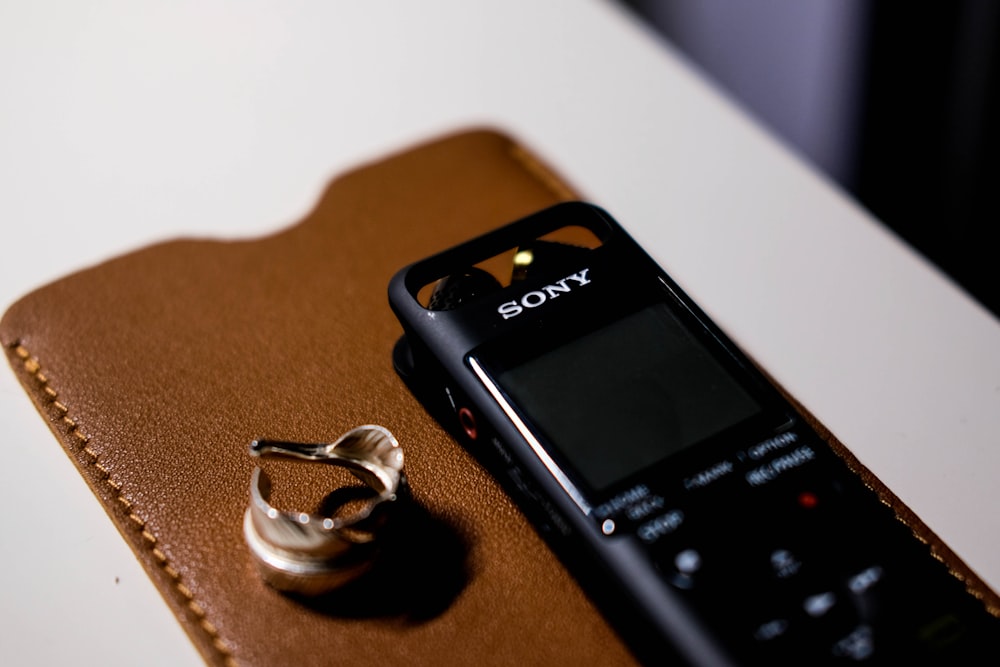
290;496;470;623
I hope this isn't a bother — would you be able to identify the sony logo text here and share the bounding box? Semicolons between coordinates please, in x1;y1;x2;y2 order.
497;269;592;320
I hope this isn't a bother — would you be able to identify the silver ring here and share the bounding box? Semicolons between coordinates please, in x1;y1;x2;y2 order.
243;425;405;595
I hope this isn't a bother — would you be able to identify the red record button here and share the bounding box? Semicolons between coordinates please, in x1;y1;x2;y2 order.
797;491;819;509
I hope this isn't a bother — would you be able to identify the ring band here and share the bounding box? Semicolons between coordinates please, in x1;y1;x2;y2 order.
243;425;405;595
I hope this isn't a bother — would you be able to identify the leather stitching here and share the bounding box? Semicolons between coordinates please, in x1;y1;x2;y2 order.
8;342;237;667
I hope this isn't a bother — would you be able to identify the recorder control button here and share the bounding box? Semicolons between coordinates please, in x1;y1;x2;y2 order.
457;407;478;440
674;548;702;575
830;624;876;661
803;591;838;618
770;549;803;579
659;548;702;591
754;618;790;642
847;565;883;595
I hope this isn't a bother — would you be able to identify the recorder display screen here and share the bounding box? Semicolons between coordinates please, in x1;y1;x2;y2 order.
492;303;762;490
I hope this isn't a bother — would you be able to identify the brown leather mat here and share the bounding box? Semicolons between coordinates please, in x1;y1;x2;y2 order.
1;130;637;666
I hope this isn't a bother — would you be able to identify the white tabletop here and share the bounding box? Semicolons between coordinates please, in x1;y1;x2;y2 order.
3;2;998;665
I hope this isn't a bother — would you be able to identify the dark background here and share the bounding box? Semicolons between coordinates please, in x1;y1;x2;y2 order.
621;1;999;318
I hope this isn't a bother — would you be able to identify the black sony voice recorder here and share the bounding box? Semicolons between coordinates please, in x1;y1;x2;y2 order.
388;202;998;665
